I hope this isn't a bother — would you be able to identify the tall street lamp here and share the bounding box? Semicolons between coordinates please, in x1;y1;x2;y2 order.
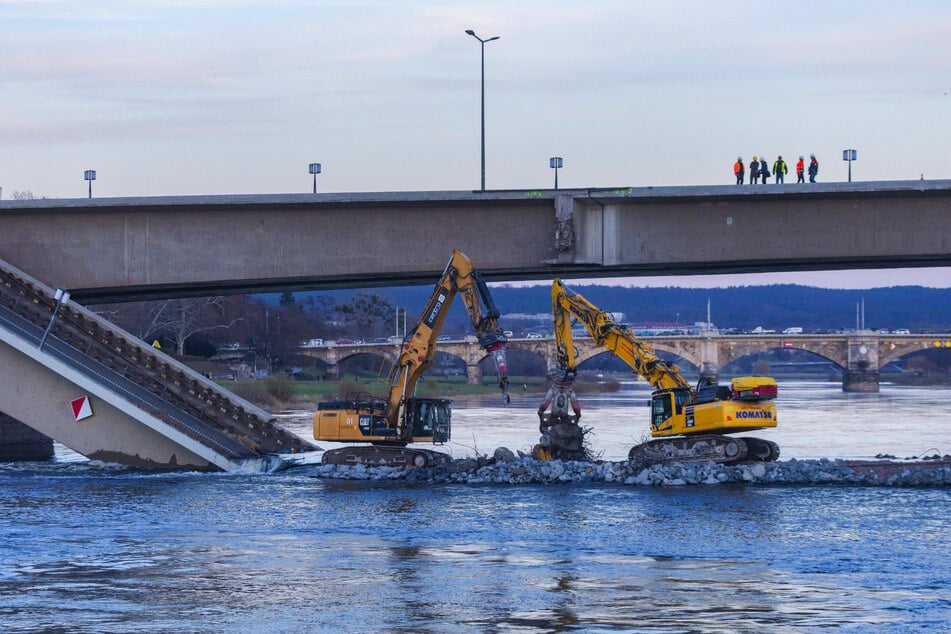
465;29;500;192
308;162;322;193
549;157;563;189
83;170;96;198
842;149;857;183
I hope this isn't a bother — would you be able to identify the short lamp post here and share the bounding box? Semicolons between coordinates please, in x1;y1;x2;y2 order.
308;162;321;194
549;156;563;189
842;149;856;183
39;288;70;350
83;170;96;198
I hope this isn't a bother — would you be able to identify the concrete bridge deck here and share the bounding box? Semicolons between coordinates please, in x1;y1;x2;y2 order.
1;180;948;303
0;258;315;470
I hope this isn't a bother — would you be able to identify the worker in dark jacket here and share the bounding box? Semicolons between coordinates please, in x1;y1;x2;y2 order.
808;154;819;182
750;156;760;184
773;155;788;184
759;157;769;184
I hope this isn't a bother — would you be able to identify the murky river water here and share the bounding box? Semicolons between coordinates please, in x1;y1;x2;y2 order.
1;381;949;632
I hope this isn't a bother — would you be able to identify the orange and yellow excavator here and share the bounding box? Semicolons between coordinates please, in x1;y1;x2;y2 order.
314;250;509;467
535;279;779;465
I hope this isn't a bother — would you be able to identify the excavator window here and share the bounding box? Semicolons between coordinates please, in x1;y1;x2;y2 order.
652;393;673;427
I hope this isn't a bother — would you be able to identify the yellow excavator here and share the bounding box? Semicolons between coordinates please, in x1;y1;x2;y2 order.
535;278;779;465
314;250;510;467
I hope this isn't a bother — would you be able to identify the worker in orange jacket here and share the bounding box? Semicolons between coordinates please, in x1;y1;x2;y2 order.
733;157;745;185
796;156;805;183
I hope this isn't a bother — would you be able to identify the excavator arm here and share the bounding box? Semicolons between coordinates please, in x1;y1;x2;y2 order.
551;278;690;391
543;278;780;466
387;250;510;437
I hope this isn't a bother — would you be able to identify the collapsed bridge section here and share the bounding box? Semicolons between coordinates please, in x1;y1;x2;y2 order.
0;258;316;471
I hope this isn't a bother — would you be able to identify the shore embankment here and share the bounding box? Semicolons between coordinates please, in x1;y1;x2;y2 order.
308;453;951;487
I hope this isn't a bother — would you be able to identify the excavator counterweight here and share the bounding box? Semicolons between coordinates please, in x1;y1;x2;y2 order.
314;250;509;467
536;279;780;466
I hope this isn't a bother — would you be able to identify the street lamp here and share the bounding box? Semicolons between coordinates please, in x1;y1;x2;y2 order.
465;29;500;192
549;157;563;189
83;170;96;198
842;149;857;183
308;162;322;193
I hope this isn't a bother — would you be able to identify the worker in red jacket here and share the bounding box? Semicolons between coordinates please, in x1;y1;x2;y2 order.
796;156;805;183
734;157;745;185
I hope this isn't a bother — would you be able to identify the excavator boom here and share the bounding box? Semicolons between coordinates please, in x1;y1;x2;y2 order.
314;250;510;466
539;279;779;465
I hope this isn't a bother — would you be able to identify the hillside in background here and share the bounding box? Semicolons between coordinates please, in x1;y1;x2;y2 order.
274;283;951;336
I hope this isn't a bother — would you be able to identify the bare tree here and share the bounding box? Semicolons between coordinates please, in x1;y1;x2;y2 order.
147;297;245;355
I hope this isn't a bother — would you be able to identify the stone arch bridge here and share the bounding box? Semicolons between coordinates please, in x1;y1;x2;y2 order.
299;333;951;393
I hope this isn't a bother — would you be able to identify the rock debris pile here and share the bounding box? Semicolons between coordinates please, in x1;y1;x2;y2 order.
310;448;951;487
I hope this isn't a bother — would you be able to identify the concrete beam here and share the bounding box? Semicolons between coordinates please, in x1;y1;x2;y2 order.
1;181;948;303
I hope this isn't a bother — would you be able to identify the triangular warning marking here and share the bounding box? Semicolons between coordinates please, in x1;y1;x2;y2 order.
70;396;93;421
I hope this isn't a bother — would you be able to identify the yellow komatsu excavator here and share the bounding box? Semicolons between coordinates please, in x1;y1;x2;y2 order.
314;250;510;467
535;279;779;465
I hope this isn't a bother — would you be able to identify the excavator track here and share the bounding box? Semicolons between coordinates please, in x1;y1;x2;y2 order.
628;434;749;466
742;437;781;462
628;435;781;466
321;445;450;468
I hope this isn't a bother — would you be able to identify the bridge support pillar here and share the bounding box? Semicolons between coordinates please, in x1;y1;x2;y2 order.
699;336;719;384
0;411;53;461
465;364;482;386
843;336;880;392
843;370;880;392
325;364;340;380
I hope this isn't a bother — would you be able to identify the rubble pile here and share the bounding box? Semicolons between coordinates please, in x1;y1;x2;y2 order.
309;448;951;487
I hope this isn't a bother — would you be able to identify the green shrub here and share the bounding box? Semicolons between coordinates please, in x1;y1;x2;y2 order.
264;373;296;401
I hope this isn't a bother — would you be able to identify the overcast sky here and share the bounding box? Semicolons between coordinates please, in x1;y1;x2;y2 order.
2;1;949;288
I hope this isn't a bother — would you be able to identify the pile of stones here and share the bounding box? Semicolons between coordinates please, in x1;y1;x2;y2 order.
308;447;951;487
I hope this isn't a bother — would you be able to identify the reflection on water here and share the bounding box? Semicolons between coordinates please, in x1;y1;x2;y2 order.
1;475;948;633
2;380;950;632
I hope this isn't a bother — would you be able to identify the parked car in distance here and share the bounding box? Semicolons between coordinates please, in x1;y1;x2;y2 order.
334;338;356;345
301;338;324;347
526;332;544;339
782;327;803;334
892;328;911;335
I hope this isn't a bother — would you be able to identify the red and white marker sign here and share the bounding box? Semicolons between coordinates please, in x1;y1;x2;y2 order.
70;396;93;421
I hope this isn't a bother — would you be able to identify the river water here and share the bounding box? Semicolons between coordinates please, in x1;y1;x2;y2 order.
1;380;949;632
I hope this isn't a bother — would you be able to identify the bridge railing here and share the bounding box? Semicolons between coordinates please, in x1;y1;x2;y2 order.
0;257;313;455
0;302;254;460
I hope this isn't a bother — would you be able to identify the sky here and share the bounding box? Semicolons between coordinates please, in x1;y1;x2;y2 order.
2;0;949;289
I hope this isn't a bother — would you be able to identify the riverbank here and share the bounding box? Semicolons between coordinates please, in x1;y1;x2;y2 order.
306;454;951;487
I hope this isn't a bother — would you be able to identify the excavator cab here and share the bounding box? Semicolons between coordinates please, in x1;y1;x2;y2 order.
405;397;451;443
650;388;692;433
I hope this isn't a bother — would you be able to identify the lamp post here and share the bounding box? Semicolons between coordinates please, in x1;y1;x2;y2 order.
39;288;70;350
842;149;856;183
83;170;96;198
465;29;500;192
308;162;321;193
549;157;563;189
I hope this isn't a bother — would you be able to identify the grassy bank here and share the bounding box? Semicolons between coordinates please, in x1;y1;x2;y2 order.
218;374;621;410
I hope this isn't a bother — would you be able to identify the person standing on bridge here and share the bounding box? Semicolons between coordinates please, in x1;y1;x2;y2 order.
734;157;745;185
773;155;788;184
808;154;819;182
796;156;805;183
750;156;760;184
759;157;769;184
